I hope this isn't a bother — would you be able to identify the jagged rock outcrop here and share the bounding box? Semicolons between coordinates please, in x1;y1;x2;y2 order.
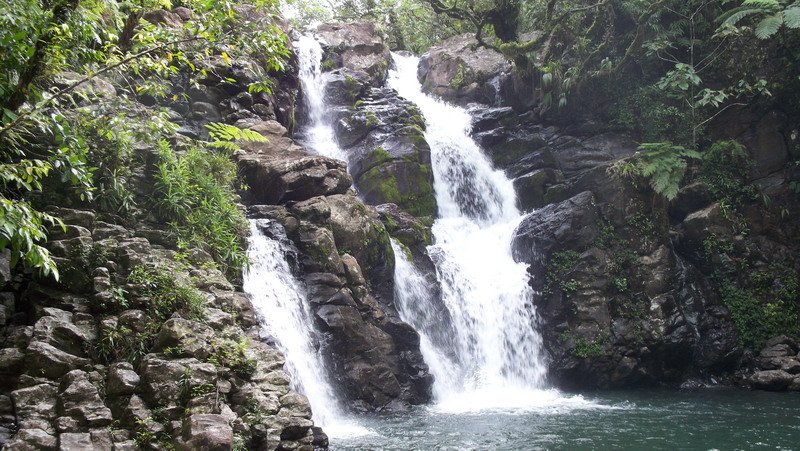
511;177;739;388
308;23;438;218
412;30;800;390
0;204;325;450
336;88;436;217
240;121;433;412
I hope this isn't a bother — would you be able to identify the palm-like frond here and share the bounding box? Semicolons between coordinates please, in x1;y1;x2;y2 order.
755;13;784;38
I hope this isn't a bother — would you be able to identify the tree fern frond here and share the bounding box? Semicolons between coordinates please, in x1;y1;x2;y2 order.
742;0;781;10
755;13;783;38
205;123;268;143
720;8;766;24
783;6;800;27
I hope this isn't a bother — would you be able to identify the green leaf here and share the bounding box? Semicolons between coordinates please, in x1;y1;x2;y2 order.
721;8;766;25
783;7;800;28
755;13;783;38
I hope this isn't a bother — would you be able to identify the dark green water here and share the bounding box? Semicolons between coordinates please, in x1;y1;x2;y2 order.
330;389;800;450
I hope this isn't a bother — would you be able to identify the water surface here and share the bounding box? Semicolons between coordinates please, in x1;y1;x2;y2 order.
330;389;800;450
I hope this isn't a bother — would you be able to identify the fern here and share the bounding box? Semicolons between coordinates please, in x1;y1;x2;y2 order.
720;0;800;38
720;8;766;24
205;123;268;144
756;13;784;37
612;143;700;200
742;0;781;9
783;6;800;27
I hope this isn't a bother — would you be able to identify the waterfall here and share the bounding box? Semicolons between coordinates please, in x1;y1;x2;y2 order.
388;53;549;411
243;219;367;437
295;35;348;161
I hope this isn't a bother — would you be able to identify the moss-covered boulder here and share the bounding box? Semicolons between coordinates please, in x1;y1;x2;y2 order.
336;87;437;217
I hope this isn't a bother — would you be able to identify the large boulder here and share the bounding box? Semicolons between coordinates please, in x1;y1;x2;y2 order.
336;87;437;217
512;191;601;268
57;370;113;427
238;150;352;205
418;33;511;105
748;370;795;391
316;22;391;86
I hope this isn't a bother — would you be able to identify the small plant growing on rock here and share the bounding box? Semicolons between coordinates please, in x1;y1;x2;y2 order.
208;334;258;378
544;250;581;296
610;142;701;201
128;262;206;322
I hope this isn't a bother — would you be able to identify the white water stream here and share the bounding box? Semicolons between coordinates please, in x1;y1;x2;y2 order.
243;220;368;437
295;35;348;161
388;52;550;411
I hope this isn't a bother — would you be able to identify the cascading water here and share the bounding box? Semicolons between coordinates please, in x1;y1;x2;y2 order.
243;220;366;437
295;35;348;161
388;52;549;410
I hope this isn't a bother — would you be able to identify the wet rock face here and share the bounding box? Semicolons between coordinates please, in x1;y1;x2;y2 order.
336;87;437;217
511;168;739;389
307;21;439;218
258;196;433;412
417;33;511;105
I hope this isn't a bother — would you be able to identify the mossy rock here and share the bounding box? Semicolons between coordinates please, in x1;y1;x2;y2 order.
358;161;436;217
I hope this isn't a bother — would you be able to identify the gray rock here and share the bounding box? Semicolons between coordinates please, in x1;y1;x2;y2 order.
54;416;81;433
512;191;601;266
4;428;57;450
514;168;564;211
26;341;90;379
154;317;215;360
117;310;150;333
33;312;94;357
121;395;151;426
139;355;216;405
45;208;95;229
316;22;391;86
278;392;312;418
90;430;113;450
58;432;93;450
190;101;222;122
0;348;25;380
418;33;511;105
204;308;234;329
58;370;113;427
748;369;795;391
181;414;233;451
238;153;352;205
92;222;130;241
11;384;58;421
764;335;798;352
106;362;140;396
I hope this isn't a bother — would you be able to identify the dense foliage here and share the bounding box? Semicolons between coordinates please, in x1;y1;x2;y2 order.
1;0;289;278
